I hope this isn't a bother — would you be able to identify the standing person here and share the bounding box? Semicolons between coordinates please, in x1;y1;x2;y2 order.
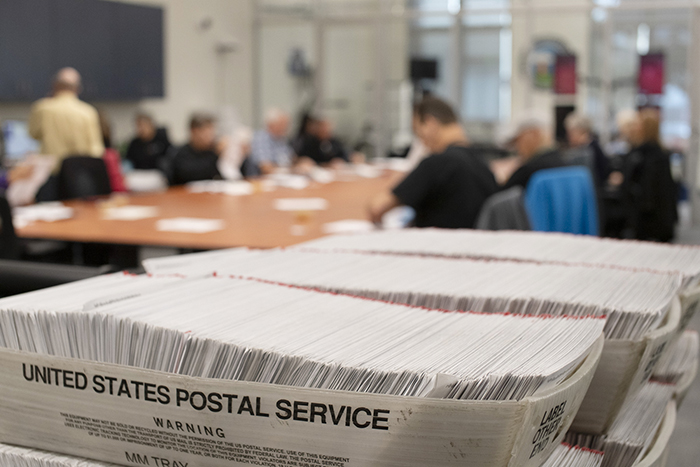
248;108;294;176
501;116;566;190
125;113;172;171
368;96;498;229
170;113;222;186
621;109;677;242
28;68;104;165
564;113;610;187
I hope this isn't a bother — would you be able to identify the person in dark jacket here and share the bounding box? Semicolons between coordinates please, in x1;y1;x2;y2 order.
125;113;172;171
170;113;221;186
620;109;677;242
502;116;566;190
295;118;349;166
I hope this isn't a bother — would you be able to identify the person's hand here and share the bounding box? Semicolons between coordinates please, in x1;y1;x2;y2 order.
367;196;384;225
8;164;34;183
350;152;366;165
367;192;401;226
330;158;347;170
259;162;275;175
293;156;315;175
216;136;230;156
608;171;624;187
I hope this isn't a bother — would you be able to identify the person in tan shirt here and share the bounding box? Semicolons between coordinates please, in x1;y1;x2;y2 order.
29;67;104;168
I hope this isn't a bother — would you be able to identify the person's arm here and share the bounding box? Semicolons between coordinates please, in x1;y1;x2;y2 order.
0;171;8;191
332;139;349;163
368;191;401;224
28;103;43;141
87;108;105;157
124;139;138;165
249;132;274;169
502;165;528;190
368;157;437;225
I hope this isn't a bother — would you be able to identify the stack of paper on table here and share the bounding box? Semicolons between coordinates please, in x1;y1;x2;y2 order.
541;443;604;467
143;247;682;433
297;230;700;329
562;388;677;467
187;180;254;196
601;382;675;467
144;248;680;340
652;330;699;405
12;202;73;228
296;229;700;290
0;443;119;466
0;274;605;467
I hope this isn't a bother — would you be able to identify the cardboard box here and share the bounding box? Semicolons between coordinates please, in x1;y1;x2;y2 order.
0;335;603;467
679;285;700;332
673;356;697;408
634;401;676;467
571;299;680;434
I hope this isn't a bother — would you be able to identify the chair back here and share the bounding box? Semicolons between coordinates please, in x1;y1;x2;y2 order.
524;166;599;236
58;156;112;200
0;196;20;260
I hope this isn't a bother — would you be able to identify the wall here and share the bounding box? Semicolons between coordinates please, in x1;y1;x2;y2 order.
258;22;316;130
257;17;409;152
0;0;254;146
510;0;591;131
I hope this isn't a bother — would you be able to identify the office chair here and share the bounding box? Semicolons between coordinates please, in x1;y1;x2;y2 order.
57;156;113;200
524;166;599;236
0;259;112;297
0;196;21;260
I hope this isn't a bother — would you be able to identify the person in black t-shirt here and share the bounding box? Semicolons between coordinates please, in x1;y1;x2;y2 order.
125;113;172;171
368;97;498;229
170;113;221;186
501;116;566;190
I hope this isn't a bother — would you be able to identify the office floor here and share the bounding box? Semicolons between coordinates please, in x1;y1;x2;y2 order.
666;226;700;467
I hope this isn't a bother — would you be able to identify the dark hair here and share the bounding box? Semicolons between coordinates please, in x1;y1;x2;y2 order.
639;108;660;146
189;112;216;130
414;97;459;125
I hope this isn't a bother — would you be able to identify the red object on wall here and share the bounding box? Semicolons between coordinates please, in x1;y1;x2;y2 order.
638;53;665;95
554;55;577;95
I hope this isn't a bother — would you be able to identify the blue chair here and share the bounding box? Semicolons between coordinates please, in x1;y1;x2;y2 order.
524;166;599;236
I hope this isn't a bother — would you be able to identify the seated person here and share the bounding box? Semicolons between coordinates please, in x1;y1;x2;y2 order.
247;109;294;176
0;165;34;193
125;113;172;170
296;118;349;166
171;113;221;186
368;97;498;229
502;116;566;190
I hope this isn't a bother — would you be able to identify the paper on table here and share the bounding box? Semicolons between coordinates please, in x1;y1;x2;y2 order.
274;197;329;211
323;219;375;234
5;155;57;207
13;202;74;228
267;173;310;190
155;217;225;233
354;164;382;178
187;180;254;196
101;205;159;221
309;167;335;184
124;170;168;193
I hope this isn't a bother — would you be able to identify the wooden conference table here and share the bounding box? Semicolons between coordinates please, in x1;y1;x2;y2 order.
15;172;402;250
